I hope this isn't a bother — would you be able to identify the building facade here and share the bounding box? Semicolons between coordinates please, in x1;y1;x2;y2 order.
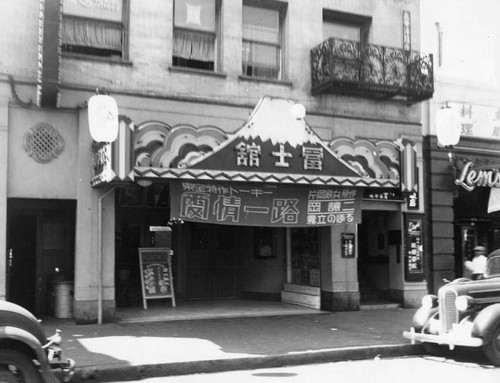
0;0;433;323
421;0;500;293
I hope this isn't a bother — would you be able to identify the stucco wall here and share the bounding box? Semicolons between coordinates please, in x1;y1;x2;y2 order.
8;107;78;199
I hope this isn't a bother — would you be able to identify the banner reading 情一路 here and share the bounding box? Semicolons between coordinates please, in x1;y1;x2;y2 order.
169;181;362;227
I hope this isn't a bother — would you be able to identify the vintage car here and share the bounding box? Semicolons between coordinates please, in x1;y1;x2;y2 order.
403;249;500;365
0;301;75;382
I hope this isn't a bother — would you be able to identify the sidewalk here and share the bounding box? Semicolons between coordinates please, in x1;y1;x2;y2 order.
41;307;423;382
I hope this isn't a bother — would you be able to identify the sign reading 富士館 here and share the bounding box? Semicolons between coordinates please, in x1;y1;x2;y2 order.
169;181;362;227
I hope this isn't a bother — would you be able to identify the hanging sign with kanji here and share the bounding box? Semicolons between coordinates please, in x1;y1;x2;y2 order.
169;181;361;227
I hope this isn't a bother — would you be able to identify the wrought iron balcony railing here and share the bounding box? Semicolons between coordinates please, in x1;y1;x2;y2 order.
311;38;434;102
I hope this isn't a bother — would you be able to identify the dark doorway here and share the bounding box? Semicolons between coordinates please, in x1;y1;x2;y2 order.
357;210;392;303
7;199;76;315
186;223;244;299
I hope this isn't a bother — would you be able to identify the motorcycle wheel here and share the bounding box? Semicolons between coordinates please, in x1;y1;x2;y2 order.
483;324;500;366
0;349;42;383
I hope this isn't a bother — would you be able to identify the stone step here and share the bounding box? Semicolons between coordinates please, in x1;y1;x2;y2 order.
282;283;320;296
281;290;321;309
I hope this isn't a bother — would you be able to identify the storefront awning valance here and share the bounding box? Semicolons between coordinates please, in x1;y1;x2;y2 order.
134;166;399;188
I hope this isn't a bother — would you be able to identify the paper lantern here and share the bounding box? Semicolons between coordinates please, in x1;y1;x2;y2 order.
435;105;460;147
88;95;119;143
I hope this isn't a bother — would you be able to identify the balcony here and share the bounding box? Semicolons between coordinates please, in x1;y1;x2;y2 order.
311;38;434;103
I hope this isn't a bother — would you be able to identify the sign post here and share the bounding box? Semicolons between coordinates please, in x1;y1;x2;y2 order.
138;248;176;309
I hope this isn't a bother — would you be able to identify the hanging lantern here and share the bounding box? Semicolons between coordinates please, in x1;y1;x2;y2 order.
88;94;119;143
435;104;460;147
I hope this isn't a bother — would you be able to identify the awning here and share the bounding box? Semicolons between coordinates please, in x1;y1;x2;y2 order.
133;97;400;189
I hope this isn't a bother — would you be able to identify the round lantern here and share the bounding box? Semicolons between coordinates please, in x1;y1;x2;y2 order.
435;104;460;147
88;95;119;143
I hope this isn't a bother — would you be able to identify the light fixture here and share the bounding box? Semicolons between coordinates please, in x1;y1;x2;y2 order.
290;103;306;120
137;179;153;187
88;92;119;143
435;103;461;166
435;103;460;147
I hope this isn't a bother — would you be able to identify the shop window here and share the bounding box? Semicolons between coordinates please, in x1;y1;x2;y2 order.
173;0;220;71
242;1;285;80
62;0;128;59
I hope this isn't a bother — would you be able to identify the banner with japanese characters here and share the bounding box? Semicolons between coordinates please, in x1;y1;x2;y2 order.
170;180;362;227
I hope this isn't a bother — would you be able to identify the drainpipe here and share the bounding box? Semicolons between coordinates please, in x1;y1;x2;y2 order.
98;186;116;324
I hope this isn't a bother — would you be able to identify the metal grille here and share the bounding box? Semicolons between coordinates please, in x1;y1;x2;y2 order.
439;288;458;332
23;123;64;163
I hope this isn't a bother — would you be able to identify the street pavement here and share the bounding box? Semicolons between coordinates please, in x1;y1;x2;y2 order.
41;308;424;382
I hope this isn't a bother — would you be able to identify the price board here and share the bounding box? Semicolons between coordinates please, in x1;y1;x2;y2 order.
138;248;176;309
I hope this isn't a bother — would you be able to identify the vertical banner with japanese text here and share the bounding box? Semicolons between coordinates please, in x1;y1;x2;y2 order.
169;181;362;227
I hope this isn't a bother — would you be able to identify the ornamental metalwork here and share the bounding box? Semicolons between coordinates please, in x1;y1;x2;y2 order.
310;37;434;102
24;123;65;163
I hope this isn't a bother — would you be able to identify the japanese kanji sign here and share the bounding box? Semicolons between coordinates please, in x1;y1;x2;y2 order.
170;181;362;227
138;248;176;309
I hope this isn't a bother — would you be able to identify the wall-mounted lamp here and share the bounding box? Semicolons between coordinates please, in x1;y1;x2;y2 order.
88;91;119;143
137;179;153;187
435;103;461;164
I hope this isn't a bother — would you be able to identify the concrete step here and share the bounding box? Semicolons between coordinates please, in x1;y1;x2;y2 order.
281;285;321;309
282;283;320;296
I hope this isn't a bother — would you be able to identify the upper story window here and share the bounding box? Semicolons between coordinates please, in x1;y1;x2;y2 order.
322;10;371;45
62;0;127;59
242;2;285;80
173;0;220;71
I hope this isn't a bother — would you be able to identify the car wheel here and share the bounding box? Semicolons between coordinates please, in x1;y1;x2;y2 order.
0;349;42;383
483;324;500;366
423;342;450;356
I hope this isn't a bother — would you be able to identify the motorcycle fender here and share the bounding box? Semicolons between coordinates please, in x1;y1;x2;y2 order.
0;326;59;383
471;303;500;342
411;306;438;332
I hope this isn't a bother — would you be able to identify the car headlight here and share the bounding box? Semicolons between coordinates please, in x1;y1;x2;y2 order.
422;294;438;309
455;295;474;311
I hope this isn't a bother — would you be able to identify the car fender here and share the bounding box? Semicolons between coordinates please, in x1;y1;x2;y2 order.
411;306;439;332
471;303;500;342
0;325;59;383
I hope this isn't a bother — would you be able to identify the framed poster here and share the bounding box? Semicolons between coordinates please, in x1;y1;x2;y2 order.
404;214;425;282
341;233;355;258
138;248;176;309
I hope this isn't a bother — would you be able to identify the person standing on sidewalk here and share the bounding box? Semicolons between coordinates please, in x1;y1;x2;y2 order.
465;246;488;280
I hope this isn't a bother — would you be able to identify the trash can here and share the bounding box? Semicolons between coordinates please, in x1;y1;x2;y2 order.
54;281;74;319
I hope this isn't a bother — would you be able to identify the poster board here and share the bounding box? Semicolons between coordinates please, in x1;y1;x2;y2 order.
138;248;176;309
404;214;425;282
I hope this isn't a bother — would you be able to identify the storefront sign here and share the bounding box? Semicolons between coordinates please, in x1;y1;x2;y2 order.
91;116;134;188
341;233;355;258
138;248;175;309
455;161;500;191
170;181;362;227
406;191;419;210
404;214;424;282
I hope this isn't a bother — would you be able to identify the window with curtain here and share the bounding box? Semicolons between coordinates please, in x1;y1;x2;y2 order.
173;0;218;71
61;0;126;59
242;3;283;80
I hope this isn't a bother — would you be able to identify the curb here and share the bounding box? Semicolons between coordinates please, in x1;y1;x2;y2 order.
72;343;424;382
